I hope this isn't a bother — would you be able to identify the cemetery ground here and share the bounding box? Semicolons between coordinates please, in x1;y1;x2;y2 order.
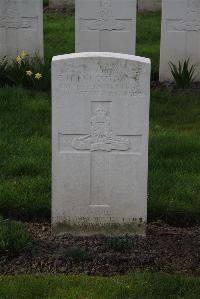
0;11;200;298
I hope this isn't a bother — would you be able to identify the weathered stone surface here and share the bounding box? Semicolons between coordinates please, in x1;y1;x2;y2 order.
75;0;137;54
160;0;200;81
0;0;43;60
52;52;150;236
138;0;161;11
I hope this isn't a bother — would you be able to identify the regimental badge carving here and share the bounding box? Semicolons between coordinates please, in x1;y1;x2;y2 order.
174;20;200;31
0;1;35;30
72;105;130;152
85;0;126;31
173;0;200;32
0;16;33;29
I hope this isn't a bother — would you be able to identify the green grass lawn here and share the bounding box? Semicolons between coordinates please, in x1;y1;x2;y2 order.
1;272;200;299
0;12;200;224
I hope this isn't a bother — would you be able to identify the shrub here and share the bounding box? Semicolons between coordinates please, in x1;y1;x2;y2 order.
107;236;134;252
0;217;32;257
63;246;89;262
169;59;196;89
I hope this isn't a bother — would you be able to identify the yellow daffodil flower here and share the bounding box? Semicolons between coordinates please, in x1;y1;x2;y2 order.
16;55;22;63
20;51;28;59
35;73;42;80
26;70;33;77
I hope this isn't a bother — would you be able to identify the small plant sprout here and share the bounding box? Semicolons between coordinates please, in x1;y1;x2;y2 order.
169;58;196;89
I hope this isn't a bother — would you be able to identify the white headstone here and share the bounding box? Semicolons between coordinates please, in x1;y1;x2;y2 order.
75;0;137;54
0;0;43;60
138;0;161;11
160;0;200;81
52;52;150;236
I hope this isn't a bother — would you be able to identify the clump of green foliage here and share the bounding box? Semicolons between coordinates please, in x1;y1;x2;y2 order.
169;59;196;89
63;246;89;262
0;217;32;257
0;52;50;91
107;236;134;252
0;57;10;87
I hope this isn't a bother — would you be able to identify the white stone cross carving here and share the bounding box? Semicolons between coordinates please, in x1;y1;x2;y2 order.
80;0;130;32
167;0;200;32
72;105;130;152
0;16;35;30
0;3;37;54
59;102;141;207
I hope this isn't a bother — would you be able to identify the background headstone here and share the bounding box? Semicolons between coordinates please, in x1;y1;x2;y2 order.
75;0;137;54
0;0;43;60
160;0;200;81
138;0;161;11
52;52;150;235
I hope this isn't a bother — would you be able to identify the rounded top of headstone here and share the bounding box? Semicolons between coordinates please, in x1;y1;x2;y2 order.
52;52;151;65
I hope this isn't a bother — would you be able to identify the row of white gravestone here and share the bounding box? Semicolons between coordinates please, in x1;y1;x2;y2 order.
76;0;200;81
1;0;200;81
49;0;162;12
51;0;200;235
1;0;198;235
0;0;43;60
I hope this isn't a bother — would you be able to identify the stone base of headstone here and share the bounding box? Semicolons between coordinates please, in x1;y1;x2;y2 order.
138;0;161;11
52;221;146;236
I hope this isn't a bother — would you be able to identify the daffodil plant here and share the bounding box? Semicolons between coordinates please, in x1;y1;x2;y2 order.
0;51;50;91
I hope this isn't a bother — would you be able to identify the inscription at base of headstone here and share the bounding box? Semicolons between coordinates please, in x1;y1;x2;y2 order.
160;0;200;81
0;0;43;60
75;0;137;54
52;52;150;236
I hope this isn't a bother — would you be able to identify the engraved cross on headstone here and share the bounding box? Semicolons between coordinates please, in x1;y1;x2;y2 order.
167;0;200;32
79;0;131;50
59;102;141;208
0;3;37;55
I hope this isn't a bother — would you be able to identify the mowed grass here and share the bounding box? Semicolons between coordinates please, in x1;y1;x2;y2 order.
0;12;200;223
149;90;200;224
0;88;51;219
44;13;75;63
1;272;200;299
136;12;161;78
